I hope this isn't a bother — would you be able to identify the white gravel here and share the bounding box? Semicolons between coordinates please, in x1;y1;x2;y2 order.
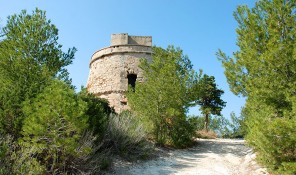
104;139;268;175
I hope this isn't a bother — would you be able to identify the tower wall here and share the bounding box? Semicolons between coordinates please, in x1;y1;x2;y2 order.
87;33;152;113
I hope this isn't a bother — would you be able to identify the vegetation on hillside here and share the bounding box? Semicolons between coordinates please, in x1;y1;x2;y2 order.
218;0;296;174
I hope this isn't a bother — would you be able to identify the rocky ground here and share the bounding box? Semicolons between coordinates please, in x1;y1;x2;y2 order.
104;139;268;175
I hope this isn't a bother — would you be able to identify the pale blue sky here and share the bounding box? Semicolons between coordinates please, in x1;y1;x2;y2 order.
0;0;256;118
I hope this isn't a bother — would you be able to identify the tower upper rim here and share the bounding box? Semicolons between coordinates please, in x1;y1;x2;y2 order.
89;44;152;67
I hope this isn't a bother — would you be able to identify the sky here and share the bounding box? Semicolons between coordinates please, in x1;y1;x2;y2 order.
0;0;256;118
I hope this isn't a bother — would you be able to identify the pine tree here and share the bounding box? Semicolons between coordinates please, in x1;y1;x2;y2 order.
217;0;296;174
127;46;198;147
194;74;226;132
0;8;76;137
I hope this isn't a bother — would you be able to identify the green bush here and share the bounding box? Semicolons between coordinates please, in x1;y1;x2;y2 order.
79;87;114;140
20;80;91;174
245;102;296;175
167;116;195;148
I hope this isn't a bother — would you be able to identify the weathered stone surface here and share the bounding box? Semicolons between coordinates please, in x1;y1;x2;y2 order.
87;33;152;113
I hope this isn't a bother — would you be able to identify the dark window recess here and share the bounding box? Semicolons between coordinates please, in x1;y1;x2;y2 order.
127;74;137;90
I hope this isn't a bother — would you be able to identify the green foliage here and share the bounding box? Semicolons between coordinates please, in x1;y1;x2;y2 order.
244;100;296;175
210;115;232;138
103;112;153;160
0;8;76;137
20;80;89;174
11;146;45;175
127;46;198;147
167;115;196;148
228;112;246;138
187;115;204;131
0;135;14;175
194;75;226;115
79;87;114;139
218;0;296;174
0;9;112;175
193;74;226;132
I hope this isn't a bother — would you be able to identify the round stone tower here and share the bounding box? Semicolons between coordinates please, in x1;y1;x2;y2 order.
87;33;152;113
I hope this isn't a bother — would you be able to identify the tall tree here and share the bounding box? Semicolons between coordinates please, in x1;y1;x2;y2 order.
194;74;226;132
217;0;296;174
127;46;198;147
0;9;76;137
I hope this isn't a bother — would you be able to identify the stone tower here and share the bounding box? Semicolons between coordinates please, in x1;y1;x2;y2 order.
87;33;152;113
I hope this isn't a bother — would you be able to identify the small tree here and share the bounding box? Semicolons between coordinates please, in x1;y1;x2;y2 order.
20;80;89;174
127;46;198;147
194;74;226;132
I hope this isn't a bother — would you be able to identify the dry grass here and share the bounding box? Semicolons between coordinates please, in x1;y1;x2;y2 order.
195;130;217;139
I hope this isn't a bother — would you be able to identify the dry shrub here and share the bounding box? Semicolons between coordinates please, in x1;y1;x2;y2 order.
196;130;217;139
102;112;153;160
12;131;110;175
0;135;15;175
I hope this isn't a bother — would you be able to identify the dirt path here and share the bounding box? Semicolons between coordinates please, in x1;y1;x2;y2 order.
105;139;268;175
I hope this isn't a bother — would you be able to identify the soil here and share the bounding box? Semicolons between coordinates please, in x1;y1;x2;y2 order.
104;139;268;175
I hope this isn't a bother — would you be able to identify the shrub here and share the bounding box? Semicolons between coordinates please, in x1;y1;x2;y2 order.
187;115;204;131
11;146;45;175
103;112;153;160
196;130;217;139
245;102;296;175
10;131;109;175
20;80;90;174
79;87;114;140
167;116;196;148
0;135;14;175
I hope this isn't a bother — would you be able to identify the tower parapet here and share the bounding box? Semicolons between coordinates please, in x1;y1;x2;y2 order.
87;33;152;113
111;33;152;46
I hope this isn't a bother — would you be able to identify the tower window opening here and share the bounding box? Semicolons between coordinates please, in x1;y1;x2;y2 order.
127;74;137;91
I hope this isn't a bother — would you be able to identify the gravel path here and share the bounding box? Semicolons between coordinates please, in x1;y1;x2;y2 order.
105;139;268;175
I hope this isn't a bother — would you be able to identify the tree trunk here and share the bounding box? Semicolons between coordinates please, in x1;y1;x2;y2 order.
204;113;209;132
